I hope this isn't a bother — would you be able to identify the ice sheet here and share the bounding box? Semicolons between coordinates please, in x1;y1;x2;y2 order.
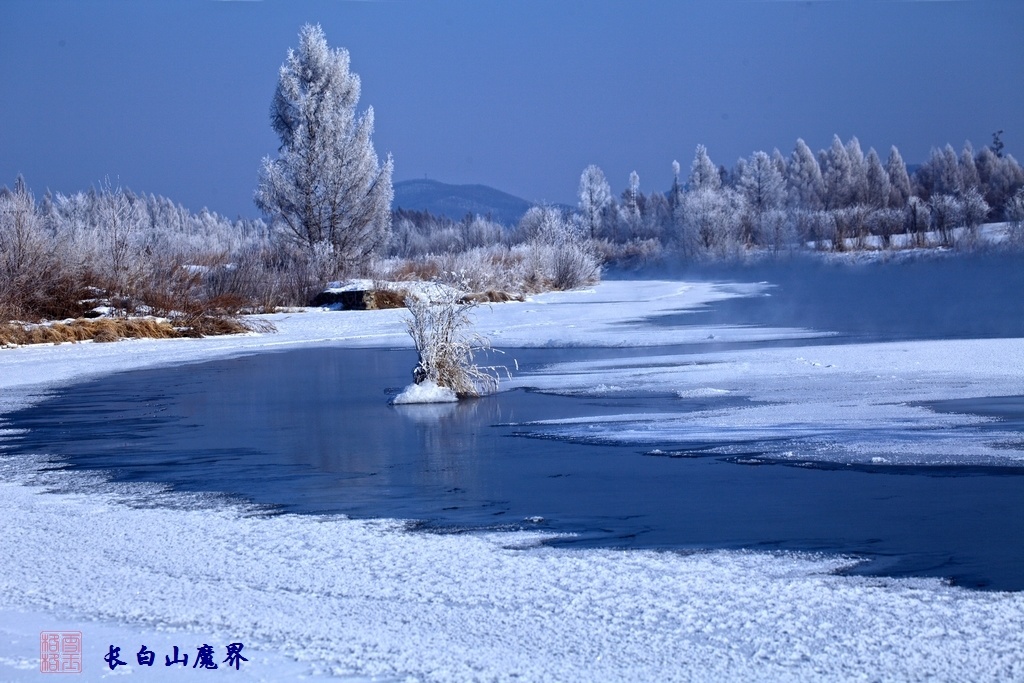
511;339;1024;465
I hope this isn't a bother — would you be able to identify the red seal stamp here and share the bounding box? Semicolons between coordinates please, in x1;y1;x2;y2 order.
40;631;82;674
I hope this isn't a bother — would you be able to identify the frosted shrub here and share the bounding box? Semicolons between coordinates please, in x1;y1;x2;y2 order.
403;289;499;398
550;241;601;290
519;207;600;290
754;209;793;254
929;194;963;247
956;189;990;249
1006;189;1024;250
676;187;745;259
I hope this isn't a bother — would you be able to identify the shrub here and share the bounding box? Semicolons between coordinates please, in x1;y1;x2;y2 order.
403;289;500;398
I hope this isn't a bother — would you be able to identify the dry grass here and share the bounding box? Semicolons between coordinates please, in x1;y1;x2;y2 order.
0;315;274;348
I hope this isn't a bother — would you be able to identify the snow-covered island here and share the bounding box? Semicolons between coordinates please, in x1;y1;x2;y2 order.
1;278;1022;682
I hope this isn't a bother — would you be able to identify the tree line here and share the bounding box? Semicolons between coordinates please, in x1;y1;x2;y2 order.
574;135;1024;260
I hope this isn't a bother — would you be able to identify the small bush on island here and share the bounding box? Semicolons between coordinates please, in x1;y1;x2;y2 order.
397;288;501;402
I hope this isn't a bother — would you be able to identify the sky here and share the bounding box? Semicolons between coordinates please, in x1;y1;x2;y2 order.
1;0;1022;219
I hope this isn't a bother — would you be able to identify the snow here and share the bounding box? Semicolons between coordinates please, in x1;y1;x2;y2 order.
2;279;1023;681
391;379;459;404
321;278;459;302
509;339;1024;465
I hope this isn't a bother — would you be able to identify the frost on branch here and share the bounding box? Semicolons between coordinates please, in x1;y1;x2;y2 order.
396;289;501;403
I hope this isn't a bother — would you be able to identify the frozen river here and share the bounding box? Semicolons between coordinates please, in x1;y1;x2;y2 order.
3;267;1023;681
6;259;1024;590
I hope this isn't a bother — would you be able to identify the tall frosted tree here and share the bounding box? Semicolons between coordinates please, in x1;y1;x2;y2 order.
740;151;787;248
770;149;788;181
845;136;868;205
822;135;853;209
255;24;393;275
885;146;912;208
689;145;721;191
739;151;786;213
578;164;612;239
669;160;684;211
0;175;44;283
959;142;981;196
618;171;643;238
917;145;961;200
864;148;891;209
787;139;824;209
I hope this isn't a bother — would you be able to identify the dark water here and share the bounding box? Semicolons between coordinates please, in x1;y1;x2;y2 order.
3;343;1023;591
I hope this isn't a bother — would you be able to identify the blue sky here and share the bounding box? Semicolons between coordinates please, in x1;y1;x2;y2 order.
1;0;1022;218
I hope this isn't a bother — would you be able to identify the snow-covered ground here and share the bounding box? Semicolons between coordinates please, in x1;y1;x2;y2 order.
2;280;1023;681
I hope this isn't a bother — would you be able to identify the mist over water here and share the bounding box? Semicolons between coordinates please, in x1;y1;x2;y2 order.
617;252;1024;341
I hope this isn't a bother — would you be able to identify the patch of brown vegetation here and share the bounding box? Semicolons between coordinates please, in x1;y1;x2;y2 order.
366;288;408;309
0;315;275;348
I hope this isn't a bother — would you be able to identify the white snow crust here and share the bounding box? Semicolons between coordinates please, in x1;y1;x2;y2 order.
510;340;1024;465
392;379;459;404
2;279;1023;681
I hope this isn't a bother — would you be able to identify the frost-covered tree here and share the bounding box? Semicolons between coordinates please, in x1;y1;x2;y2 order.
770;149;788;183
960;188;989;242
885;146;912;208
864;148;891;209
740;151;786;213
519;206;599;290
867;208;903;249
1005;188;1024;248
845;137;868;205
677;187;745;258
787;139;824;209
976;146;1024;215
255;24;393;276
578;164;612;239
689;145;721;191
96;179;147;291
959;142;981;196
0;176;46;282
929;194;962;246
822;135;854;209
669;160;684;211
916;145;961;200
906;196;931;245
616;171;643;239
739;151;785;245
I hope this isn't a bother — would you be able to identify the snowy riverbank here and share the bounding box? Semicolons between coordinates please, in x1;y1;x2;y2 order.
2;280;1022;681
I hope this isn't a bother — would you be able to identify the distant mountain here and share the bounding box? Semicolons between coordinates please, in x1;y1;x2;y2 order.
393;179;535;226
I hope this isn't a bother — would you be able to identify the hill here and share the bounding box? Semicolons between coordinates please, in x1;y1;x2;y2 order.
393;179;535;225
